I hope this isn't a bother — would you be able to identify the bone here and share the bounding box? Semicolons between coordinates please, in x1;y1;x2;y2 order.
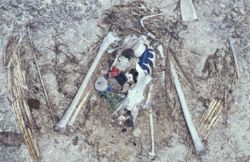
160;71;166;89
55;32;121;131
148;106;156;160
27;27;56;124
143;84;154;109
140;13;164;28
228;37;240;79
170;59;205;154
157;45;165;65
157;45;166;88
180;0;198;21
68;91;90;127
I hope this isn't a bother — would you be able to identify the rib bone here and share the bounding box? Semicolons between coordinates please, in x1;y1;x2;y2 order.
55;32;120;131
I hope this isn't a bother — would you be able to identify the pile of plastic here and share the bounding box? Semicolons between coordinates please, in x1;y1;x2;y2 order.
95;35;155;128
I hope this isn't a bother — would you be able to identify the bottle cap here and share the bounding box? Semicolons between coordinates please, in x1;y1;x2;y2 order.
95;76;109;92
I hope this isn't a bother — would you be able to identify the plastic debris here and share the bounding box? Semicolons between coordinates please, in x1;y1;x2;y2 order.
95;34;155;128
113;56;131;71
129;68;138;83
108;78;122;93
124;110;134;128
121;48;135;59
109;66;120;78
133;41;146;57
103;92;125;112
139;45;155;74
95;76;109;92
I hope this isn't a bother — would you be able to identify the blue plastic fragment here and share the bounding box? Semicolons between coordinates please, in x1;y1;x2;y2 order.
139;45;154;74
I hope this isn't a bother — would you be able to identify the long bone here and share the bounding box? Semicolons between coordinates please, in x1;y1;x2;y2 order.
55;32;121;131
180;0;198;21
170;58;205;154
148;106;156;160
157;45;166;88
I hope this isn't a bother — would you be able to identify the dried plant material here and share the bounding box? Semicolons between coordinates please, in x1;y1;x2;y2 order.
104;1;183;40
140;13;164;28
103;1;148;35
27;27;56;124
6;35;41;162
4;33;24;67
202;48;236;100
199;99;224;140
228;37;240;79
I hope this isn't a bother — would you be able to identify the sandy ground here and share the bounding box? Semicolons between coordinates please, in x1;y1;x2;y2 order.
0;0;250;162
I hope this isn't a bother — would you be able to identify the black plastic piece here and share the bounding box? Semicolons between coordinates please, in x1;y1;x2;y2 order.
121;48;135;59
115;72;128;85
129;68;138;83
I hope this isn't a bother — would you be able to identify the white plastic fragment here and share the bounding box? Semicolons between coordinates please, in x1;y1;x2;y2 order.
55;32;121;131
113;64;152;120
113;56;131;71
170;59;205;154
133;41;146;57
125;64;152;120
95;76;109;92
180;0;198;21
